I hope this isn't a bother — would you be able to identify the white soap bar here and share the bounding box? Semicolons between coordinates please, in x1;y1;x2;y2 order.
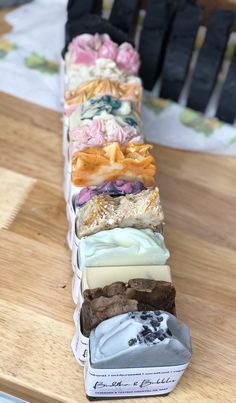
82;265;172;291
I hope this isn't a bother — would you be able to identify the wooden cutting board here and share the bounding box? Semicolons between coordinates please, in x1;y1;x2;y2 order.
0;8;236;403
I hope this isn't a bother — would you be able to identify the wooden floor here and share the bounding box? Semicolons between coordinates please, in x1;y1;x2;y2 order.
0;8;236;403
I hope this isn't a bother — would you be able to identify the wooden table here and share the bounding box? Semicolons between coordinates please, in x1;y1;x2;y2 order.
1;10;236;403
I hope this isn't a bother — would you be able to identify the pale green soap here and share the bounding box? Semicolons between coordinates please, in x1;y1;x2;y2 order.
78;227;170;269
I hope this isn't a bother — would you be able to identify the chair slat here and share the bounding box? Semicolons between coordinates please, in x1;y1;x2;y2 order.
187;9;234;112
160;1;203;101
139;0;177;90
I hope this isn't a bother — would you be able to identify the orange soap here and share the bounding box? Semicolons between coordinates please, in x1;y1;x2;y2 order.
71;142;157;187
65;78;142;111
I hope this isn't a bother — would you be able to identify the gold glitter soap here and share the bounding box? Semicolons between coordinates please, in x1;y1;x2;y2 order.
76;188;164;238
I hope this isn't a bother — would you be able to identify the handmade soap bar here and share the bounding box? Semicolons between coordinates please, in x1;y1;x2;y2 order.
75;181;145;207
187;9;234;112
65;33;140;74
76;188;163;237
139;0;177;90
66;59;128;91
69;95;141;132
216;48;236;124
81;265;171;291
78;228;169;268
71;143;156;187
81;280;176;336
64;77;142;111
70;118;143;152
160;2;203;101
90;311;191;368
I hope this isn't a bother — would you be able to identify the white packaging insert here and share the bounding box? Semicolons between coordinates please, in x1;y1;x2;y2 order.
72;270;84;305
72;270;82;305
71;313;89;367
84;356;189;398
62;114;69;157
66;201;76;250
71;220;80;273
63;167;71;202
73;305;80;327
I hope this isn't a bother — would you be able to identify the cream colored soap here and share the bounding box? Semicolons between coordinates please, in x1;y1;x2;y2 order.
82;265;172;292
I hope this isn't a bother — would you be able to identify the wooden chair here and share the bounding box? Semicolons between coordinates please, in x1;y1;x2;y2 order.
65;0;236;123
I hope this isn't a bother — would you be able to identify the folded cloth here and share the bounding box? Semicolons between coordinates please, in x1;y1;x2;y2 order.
65;33;140;75
75;180;145;207
71;142;156;187
69;95;141;132
76;187;164;238
70;117;143;152
81;280;176;336
64;77;142;115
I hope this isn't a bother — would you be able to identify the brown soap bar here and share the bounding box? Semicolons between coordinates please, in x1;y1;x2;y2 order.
81;279;176;336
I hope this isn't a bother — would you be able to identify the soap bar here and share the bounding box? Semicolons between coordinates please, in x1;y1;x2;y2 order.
66;59;128;91
69;95;141;132
64;77;142;113
81;280;175;336
75;181;145;207
109;0;139;38
187;9;234;112
63;14;133;57
76;188;163;238
90;311;191;368
70;118;143;152
71;143;156;187
216;49;236;124
160;1;203;101
78;228;169;268
139;0;177;90
81;265;172;294
65;34;140;77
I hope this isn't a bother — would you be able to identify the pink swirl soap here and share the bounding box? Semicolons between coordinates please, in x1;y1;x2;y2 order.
70;118;143;152
66;33;140;75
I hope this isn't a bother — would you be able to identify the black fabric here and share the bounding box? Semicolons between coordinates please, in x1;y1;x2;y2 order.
63;13;133;57
67;0;103;19
216;49;236;124
109;0;139;38
160;1;203;101
187;9;235;112
138;0;177;91
63;0;103;56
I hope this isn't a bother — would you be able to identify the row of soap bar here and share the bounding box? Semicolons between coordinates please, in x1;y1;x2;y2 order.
62;32;191;400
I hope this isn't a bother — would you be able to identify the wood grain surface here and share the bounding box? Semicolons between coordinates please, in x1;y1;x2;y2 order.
0;7;236;403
